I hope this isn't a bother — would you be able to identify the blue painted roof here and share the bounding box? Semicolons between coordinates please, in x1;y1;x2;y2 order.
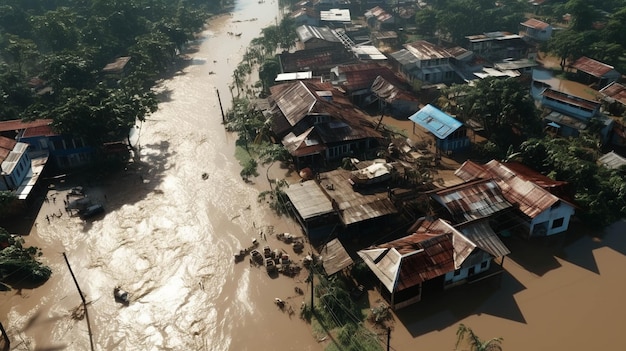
408;104;462;139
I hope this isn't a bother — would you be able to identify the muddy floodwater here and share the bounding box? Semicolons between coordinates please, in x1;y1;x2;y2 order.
2;1;626;350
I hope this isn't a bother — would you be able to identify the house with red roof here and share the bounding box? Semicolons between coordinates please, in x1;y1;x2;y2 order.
571;56;621;89
357;217;509;309
520;18;553;42
454;160;576;237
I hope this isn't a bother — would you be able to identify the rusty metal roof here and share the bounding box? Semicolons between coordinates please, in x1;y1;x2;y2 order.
542;88;600;112
358;218;476;292
454;160;568;219
0;119;53;133
405;40;454;60
572;56;617;78
600;82;626;106
521;18;550;30
320;238;354;276
319;169;397;225
457;220;510;258
336;63;403;92
270;80;383;142
431;179;512;222
370;76;419;104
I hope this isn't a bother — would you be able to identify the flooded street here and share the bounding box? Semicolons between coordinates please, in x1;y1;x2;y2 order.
2;1;626;350
2;1;319;350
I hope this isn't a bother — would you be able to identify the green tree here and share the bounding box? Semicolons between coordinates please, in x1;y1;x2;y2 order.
258;58;280;96
455;324;503;351
0;227;51;289
458;77;541;147
0;34;38;74
546;29;592;70
415;8;438;37
565;0;600;31
47;84;157;145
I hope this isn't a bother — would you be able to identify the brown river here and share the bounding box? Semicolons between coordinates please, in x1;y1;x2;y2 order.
2;1;626;350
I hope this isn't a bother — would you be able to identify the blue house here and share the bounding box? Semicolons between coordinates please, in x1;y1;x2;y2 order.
408;104;470;153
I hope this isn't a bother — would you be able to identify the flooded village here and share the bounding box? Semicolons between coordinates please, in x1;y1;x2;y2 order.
1;0;626;350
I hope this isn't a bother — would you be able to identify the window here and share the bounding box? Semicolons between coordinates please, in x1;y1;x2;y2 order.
481;261;488;269
453;269;461;276
552;217;565;229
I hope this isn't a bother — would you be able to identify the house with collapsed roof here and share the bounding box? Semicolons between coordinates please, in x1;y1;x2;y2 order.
408;104;470;154
267;80;383;168
357;217;509;309
364;6;394;31
370;76;421;118
571;56;620;90
455;160;576;237
520;18;553;42
330;62;405;105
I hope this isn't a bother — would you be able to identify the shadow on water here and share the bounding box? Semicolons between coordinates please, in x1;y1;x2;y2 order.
396;272;527;338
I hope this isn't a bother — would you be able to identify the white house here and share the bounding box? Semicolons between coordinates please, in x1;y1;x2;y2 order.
455;160;576;237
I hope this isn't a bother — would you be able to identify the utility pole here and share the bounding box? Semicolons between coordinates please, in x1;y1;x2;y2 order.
387;327;391;351
216;88;226;123
309;265;314;313
63;253;95;351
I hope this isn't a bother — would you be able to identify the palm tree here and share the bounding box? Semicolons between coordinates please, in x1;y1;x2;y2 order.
455;324;503;351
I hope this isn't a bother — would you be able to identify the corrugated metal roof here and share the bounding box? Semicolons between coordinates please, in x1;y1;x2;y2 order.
454;160;568;218
0;119;53;133
458;220;510;258
572;56;616;78
521;18;550;30
321;169;397;225
389;48;419;66
598;151;626;170
432;179;512;222
370;75;419;104
284;180;335;220
600;82;626;106
405;40;454;60
358;218;474;292
296;25;341;43
102;56;131;73
1;142;28;174
542;88;600;112
408;104;463;139
321;238;354;276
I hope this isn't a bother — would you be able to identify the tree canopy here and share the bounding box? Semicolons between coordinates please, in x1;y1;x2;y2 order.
0;227;51;289
0;0;220;145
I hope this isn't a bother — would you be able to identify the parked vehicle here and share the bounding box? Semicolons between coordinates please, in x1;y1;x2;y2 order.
79;204;105;219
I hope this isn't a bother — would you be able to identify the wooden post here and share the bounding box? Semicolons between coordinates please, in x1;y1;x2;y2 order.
309;266;314;312
0;320;9;351
63;253;96;351
216;89;226;123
